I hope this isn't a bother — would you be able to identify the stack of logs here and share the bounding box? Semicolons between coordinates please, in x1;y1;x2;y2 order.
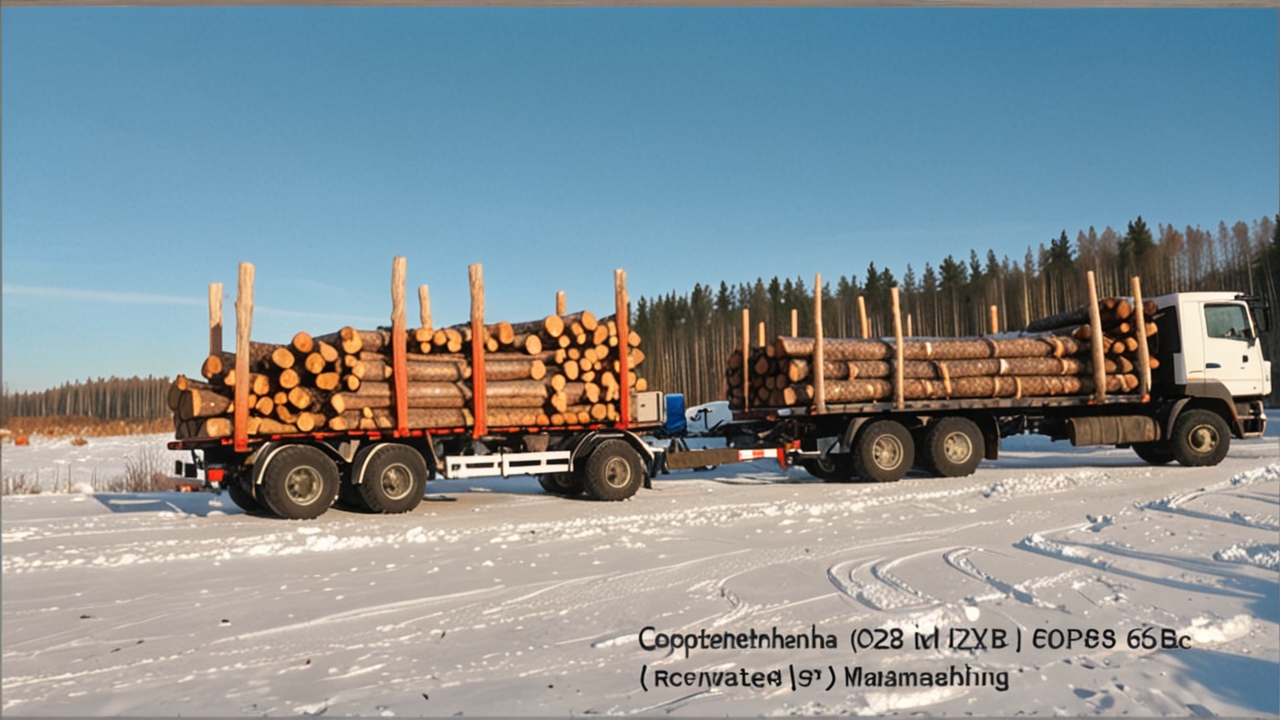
169;312;647;438
728;297;1159;409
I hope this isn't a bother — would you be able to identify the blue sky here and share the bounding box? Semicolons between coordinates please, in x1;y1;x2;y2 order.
3;9;1277;393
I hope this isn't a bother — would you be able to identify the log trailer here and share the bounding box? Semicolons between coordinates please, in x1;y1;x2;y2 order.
170;265;1270;519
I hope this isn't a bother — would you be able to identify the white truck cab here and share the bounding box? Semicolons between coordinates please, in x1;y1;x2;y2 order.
1154;292;1272;399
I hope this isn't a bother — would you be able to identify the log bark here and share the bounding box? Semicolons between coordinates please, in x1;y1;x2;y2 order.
179;387;233;420
776;335;1083;361
788;373;1138;405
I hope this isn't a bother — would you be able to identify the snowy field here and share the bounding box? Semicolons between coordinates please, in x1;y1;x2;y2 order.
3;420;1279;716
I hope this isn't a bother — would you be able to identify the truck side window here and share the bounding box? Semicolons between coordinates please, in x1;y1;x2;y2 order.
1204;304;1250;340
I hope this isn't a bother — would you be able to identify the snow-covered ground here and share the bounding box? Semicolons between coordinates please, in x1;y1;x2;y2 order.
2;419;1278;716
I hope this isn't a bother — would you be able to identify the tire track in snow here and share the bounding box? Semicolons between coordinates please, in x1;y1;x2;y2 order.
943;547;1062;610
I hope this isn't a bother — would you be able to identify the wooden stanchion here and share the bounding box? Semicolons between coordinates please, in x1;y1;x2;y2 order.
815;274;826;414
858;296;869;339
1086;271;1106;402
790;308;798;337
556;291;566;316
209;283;223;356
392;257;408;436
989;305;999;335
742;308;750;411
469;264;487;437
418;285;432;333
1132;276;1151;398
233;264;254;452
614;269;631;429
891;286;904;409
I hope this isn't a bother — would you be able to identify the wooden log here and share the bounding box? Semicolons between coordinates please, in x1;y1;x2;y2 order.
776;335;1084;361
200;343;279;381
787;373;1137;405
290;331;314;355
250;417;299;436
785;356;1116;382
179;387;233;420
302;352;327;375
255;395;275;416
167;375;191;411
561;310;598;332
278;368;301;390
202;417;232;438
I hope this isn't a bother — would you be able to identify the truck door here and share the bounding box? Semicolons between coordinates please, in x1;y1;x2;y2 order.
1201;302;1266;397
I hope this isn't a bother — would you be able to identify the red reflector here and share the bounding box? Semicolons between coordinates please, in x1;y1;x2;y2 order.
207;468;226;483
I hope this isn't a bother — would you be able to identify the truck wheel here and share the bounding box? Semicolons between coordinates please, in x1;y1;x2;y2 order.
581;440;645;501
259;445;340;520
800;455;857;483
227;477;271;516
1170;410;1231;467
1132;442;1175;465
850;420;914;483
355;445;427;514
922;418;983;477
538;472;584;497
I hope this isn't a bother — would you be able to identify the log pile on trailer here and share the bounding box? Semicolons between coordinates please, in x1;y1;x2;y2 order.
728;274;1160;410
167;261;647;440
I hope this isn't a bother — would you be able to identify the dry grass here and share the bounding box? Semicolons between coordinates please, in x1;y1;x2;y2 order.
1;416;173;439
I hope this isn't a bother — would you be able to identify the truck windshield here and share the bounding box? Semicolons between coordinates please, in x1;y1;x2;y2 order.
1204;304;1251;340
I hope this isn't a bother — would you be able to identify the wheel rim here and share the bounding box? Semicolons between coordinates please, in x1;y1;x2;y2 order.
379;462;414;501
942;431;972;464
1187;423;1220;454
603;457;633;489
285;466;324;506
871;434;904;471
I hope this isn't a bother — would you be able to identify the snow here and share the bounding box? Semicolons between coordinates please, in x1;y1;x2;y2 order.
2;418;1278;716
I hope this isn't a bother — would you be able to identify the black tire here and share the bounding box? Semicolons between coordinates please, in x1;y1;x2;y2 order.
538;472;584;497
911;428;936;474
336;478;371;512
1132;441;1176;465
800;455;857;483
581;440;645;501
1170;410;1231;467
355;444;427;514
259;445;340;520
850;420;915;483
226;476;271;516
921;417;983;478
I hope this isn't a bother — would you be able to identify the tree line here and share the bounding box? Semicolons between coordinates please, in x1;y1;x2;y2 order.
1;376;173;425
633;215;1279;406
4;215;1276;422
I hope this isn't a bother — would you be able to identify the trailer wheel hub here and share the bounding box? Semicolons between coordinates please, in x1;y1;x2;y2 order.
603;456;633;489
379;463;414;501
872;435;905;471
943;432;973;464
285;466;325;506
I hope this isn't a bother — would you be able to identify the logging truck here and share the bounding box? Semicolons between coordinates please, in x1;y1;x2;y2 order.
703;286;1271;484
169;261;1269;519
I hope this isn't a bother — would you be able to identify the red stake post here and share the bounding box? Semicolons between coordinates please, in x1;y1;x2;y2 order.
391;257;409;437
470;264;487;438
